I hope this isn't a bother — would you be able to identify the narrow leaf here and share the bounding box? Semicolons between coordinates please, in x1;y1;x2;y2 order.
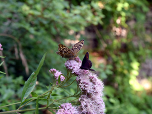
0;71;6;74
0;61;4;66
0;56;5;58
35;53;46;76
21;72;37;102
21;53;46;102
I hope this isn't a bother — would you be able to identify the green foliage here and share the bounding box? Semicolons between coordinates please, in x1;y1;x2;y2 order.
99;26;152;113
0;0;104;83
91;0;151;114
17;54;80;113
0;75;24;111
97;1;151;112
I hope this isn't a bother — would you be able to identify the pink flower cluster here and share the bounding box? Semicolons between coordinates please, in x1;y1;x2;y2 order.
64;57;82;75
49;68;65;84
56;103;80;114
57;57;105;114
77;73;105;114
65;57;90;76
0;43;3;51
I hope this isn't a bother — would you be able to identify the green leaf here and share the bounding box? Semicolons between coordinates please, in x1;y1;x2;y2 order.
21;72;37;103
35;53;46;76
21;53;46;103
0;56;5;58
31;92;38;97
0;71;6;74
51;93;58;96
0;61;4;66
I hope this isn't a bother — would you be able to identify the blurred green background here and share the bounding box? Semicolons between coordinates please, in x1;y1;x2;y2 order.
0;0;152;113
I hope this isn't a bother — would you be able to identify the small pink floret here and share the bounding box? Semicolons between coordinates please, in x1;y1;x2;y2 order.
0;43;3;51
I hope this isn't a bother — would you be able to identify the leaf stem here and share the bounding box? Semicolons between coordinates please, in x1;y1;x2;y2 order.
60;79;76;88
18;86;55;110
0;107;58;114
0;102;21;108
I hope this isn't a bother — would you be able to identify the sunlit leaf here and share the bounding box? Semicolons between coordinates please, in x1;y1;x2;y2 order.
0;61;4;66
0;71;6;74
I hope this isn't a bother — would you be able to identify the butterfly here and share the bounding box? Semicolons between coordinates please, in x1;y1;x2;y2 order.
56;40;84;59
80;52;95;71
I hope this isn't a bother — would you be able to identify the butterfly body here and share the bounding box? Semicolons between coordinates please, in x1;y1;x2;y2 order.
80;52;95;71
57;40;84;59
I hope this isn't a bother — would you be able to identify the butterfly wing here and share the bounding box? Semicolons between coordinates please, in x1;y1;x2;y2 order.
71;40;84;56
80;52;92;70
56;44;75;58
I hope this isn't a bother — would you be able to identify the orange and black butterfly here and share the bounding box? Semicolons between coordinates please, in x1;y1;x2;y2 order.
80;52;94;71
57;40;84;59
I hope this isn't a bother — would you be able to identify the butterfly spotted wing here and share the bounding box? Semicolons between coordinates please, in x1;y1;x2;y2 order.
80;52;94;71
71;40;84;55
57;40;84;59
56;44;75;58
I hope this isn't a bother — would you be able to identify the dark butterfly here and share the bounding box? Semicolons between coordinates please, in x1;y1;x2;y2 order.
80;52;95;71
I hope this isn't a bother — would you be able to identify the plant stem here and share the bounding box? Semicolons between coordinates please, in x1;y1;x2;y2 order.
47;86;55;107
0;107;57;114
0;102;21;108
60;79;76;88
18;86;55;110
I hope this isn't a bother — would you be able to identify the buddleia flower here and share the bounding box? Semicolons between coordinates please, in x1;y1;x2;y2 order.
49;68;65;84
58;56;105;114
56;103;80;114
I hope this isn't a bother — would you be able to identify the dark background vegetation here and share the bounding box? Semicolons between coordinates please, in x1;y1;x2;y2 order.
0;0;152;113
